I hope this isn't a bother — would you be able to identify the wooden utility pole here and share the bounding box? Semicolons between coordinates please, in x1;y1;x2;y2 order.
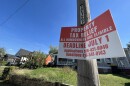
77;0;100;86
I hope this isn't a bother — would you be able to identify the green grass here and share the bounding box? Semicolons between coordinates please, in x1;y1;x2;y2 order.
99;74;130;86
13;67;77;86
0;66;7;76
31;67;77;85
0;61;7;66
12;67;130;86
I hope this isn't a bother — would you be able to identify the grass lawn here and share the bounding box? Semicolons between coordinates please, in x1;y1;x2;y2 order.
12;67;77;86
99;74;130;86
10;67;130;86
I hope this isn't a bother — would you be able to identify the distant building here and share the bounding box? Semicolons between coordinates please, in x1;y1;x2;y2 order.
97;48;130;74
15;48;32;65
124;48;130;63
5;54;20;66
15;48;32;57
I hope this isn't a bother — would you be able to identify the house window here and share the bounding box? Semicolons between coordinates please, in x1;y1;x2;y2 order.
104;58;113;64
58;58;67;64
97;59;102;63
97;59;100;61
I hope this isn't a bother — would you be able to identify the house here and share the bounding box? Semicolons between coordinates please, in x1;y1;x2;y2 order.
6;54;20;66
15;48;32;65
15;48;32;57
124;48;130;63
19;57;28;65
97;48;130;74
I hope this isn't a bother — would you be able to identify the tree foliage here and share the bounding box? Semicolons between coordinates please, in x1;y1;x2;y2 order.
27;51;47;68
0;48;6;57
49;46;58;54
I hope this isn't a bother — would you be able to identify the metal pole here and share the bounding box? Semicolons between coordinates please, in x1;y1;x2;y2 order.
77;0;100;86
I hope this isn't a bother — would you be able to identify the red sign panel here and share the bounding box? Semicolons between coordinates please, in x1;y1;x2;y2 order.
58;10;126;60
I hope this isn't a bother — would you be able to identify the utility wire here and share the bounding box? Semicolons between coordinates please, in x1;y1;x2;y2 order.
0;0;30;26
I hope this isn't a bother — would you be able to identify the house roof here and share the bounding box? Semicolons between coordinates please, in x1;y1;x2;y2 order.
6;54;20;59
15;48;32;57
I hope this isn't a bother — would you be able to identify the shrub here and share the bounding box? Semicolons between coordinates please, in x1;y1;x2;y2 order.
1;67;10;80
0;61;7;66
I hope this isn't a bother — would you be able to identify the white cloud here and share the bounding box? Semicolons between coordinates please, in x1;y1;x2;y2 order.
9;49;13;51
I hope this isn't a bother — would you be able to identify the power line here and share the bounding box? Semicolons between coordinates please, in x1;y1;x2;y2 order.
0;0;30;26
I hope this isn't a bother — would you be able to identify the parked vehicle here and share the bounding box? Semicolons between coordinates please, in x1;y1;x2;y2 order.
45;54;77;68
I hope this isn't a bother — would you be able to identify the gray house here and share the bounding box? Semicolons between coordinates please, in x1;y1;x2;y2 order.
97;48;130;74
6;54;20;66
15;49;32;65
124;48;130;63
15;48;32;57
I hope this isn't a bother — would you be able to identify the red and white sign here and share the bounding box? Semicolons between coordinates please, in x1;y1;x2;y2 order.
58;10;126;60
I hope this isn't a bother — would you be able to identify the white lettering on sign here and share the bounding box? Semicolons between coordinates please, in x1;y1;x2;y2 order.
84;26;97;36
71;28;84;32
58;10;126;60
84;21;95;30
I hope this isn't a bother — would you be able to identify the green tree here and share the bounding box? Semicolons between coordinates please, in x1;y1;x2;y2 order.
31;51;47;67
0;48;6;57
49;45;58;54
0;48;6;65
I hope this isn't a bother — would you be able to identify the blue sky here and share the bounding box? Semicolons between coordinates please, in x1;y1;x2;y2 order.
0;0;130;55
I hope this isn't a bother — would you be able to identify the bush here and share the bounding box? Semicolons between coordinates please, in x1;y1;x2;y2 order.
10;66;16;71
0;61;7;66
1;67;10;80
19;64;26;68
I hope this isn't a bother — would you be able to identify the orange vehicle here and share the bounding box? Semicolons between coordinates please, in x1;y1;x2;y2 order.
45;55;54;66
45;54;76;67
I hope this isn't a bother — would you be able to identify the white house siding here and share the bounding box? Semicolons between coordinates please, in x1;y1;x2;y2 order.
20;57;28;64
